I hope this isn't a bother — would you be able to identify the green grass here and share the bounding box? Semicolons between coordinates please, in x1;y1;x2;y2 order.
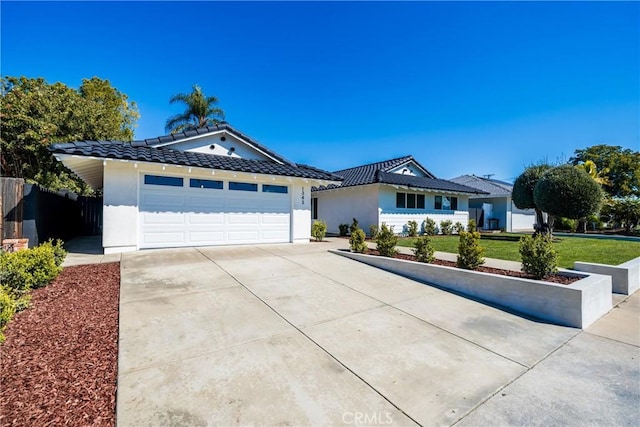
396;234;639;268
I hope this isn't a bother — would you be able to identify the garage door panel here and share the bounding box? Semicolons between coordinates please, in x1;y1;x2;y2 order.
228;230;261;242
188;213;225;225
139;177;291;248
142;193;185;208
228;214;260;225
261;213;289;225
188;231;225;243
141;212;185;225
142;231;185;245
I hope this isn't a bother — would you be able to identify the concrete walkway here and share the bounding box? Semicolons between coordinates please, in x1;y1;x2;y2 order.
62;236;120;267
116;240;639;426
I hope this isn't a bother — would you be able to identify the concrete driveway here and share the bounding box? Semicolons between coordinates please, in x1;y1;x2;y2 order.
116;241;639;426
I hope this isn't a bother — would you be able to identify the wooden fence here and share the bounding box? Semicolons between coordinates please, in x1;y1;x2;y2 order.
1;177;102;248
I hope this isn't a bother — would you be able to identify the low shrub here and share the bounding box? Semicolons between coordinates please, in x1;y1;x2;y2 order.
555;217;578;233
311;220;327;242
376;223;398;257
453;221;465;234
423;218;437;236
519;234;558;279
49;239;67;267
338;224;349;236
407;220;419;237
440;220;453;235
369;224;379;239
0;241;64;297
457;231;485;270
413;236;435;263
349;229;367;253
468;219;477;232
0;286;17;343
350;218;359;235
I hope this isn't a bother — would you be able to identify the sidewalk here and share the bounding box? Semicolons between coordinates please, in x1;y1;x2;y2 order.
62;236;120;267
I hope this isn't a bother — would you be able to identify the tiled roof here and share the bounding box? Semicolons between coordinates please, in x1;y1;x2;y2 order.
449;175;512;197
312;156;487;194
130;122;297;166
49;141;342;181
376;171;487;194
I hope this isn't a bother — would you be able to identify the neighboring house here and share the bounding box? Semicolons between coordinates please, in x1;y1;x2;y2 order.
311;156;487;235
50;123;341;253
449;174;536;232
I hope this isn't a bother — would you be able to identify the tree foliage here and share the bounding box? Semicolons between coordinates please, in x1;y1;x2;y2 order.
512;164;552;228
165;85;225;134
570;145;640;197
1;76;139;193
533;165;604;220
601;197;640;233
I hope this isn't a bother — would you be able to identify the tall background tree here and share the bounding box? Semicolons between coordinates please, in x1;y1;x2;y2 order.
165;85;225;134
1;76;139;194
570;145;640;197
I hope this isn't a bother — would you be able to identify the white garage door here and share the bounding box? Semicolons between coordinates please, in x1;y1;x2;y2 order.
139;174;291;248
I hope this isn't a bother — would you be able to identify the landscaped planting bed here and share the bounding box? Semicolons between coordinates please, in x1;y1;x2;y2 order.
0;263;120;427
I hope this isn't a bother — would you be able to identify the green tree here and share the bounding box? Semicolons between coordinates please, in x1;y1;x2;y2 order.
570;145;640;197
601;197;640;234
165;85;225;134
533;165;604;222
1;76;139;193
512;164;553;231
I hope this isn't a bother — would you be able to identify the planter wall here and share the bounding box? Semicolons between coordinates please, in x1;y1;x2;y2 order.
331;250;612;329
574;257;640;295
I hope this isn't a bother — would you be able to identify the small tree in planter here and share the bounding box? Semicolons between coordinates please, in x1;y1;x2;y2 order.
407;220;419;237
440;220;453;235
369;224;379;239
376;223;398;257
349;229;367;253
453;221;465;234
423;218;437;236
413;235;435;263
519;234;558;279
467;219;477;233
338;224;349;236
349;218;359;235
457;231;484;270
311;220;327;242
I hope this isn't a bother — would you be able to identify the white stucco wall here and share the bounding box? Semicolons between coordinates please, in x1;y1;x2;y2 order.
314;185;379;234
292;183;312;243
103;161;138;253
378;186;469;234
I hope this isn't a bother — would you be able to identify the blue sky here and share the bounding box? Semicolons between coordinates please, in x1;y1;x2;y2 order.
2;1;638;182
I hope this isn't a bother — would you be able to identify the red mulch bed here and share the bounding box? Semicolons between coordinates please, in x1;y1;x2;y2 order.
0;263;120;427
365;250;579;285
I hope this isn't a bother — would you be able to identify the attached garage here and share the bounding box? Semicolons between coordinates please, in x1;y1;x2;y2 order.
49;123;341;253
139;174;291;248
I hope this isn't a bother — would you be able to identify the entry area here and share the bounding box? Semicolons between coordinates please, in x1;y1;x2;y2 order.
138;173;290;248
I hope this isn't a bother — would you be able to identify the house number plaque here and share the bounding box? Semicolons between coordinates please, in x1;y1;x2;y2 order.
301;187;305;205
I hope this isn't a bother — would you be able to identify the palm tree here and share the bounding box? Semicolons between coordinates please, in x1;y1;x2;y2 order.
165;85;225;134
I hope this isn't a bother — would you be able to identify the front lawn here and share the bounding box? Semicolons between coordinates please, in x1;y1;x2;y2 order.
396;234;639;268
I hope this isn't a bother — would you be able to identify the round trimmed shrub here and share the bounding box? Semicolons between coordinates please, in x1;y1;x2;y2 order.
534;165;604;219
349;228;367;253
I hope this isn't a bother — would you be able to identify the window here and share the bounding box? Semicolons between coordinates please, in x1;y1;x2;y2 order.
229;182;258;192
144;175;183;187
312;197;318;220
435;196;458;210
396;192;425;210
407;193;416;209
190;178;223;189
262;184;288;194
